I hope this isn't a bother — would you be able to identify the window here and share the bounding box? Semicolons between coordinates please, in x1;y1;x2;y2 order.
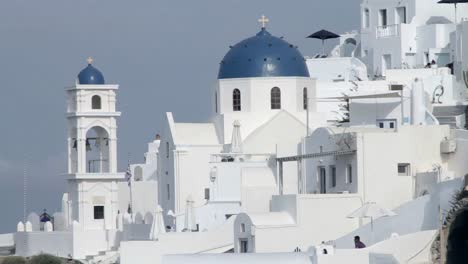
347;165;353;184
319;167;326;194
363;8;370;28
396;7;407;24
398;163;411;176
241;223;246;233
303;87;308;110
240;239;248;253
167;184;170;200
134;166;143;181
91;95;101;110
379;9;387;27
94;206;104;220
271;87;281;109
330;166;337;188
377;119;397;129
233;89;241;111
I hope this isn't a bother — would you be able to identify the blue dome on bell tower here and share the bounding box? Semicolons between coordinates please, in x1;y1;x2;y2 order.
78;57;105;85
218;21;310;79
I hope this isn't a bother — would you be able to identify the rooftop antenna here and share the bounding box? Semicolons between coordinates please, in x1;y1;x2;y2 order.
23;155;28;224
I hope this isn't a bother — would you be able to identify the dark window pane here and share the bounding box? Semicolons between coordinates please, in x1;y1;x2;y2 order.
94;206;104;220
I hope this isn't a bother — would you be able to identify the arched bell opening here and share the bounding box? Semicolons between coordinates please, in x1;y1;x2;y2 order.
85;126;110;173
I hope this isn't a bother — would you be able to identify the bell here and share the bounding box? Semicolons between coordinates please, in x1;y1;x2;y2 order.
86;139;91;151
95;138;101;148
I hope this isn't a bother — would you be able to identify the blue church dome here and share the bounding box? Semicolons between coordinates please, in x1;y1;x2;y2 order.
218;28;310;79
78;58;105;85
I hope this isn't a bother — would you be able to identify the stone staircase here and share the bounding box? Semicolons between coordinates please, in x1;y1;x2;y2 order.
432;106;467;129
84;248;119;264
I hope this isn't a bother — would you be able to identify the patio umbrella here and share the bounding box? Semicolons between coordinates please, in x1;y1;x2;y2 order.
438;0;468;23
347;202;397;243
230;120;243;153
307;29;341;56
149;205;166;240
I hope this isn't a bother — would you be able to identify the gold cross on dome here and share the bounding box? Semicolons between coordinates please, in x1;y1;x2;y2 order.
258;15;269;28
87;57;94;65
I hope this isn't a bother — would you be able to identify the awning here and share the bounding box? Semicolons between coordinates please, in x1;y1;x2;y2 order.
277;149;356;162
319;91;401;101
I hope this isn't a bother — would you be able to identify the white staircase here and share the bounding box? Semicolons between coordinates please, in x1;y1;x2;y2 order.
84;248;119;264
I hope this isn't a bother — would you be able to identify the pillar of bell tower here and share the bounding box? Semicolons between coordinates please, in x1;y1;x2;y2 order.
65;58;124;231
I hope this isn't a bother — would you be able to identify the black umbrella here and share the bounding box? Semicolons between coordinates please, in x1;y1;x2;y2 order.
307;29;341;56
438;0;468;22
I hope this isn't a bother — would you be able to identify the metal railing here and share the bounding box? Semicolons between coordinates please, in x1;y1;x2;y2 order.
376;24;400;38
87;159;109;173
210;153;273;163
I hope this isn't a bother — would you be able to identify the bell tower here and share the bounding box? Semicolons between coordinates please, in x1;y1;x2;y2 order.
65;58;124;230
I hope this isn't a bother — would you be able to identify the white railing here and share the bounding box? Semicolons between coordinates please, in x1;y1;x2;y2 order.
376;24;400;38
210;153;273;163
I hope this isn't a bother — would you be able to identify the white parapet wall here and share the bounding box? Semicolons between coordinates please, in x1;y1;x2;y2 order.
15;229;122;260
120;217;235;264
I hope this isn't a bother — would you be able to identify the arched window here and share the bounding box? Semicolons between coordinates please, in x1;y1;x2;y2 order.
271;87;281;109
134;166;143;181
233;89;241;111
303;88;308;110
92;95;101;110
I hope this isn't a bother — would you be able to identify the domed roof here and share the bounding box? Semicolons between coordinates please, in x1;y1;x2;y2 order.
218;28;310;79
78;57;105;85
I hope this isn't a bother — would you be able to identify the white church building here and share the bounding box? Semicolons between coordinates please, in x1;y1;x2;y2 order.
7;0;468;263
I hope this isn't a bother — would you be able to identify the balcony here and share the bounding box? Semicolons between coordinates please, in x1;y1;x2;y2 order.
376;24;400;39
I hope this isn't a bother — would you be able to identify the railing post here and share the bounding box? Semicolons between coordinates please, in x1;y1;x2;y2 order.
279;161;283;195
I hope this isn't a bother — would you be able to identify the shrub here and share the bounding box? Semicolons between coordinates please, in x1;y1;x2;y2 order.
28;254;62;264
2;256;27;264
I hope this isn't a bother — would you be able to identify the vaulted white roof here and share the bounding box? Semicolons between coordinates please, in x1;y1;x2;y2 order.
173;123;221;146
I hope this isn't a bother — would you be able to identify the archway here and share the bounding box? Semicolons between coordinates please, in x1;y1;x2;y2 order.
85;126;110;173
447;208;468;263
134;166;143;181
343;38;357;57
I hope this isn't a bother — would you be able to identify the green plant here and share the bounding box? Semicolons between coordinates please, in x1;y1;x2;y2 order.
2;256;27;264
28;254;62;264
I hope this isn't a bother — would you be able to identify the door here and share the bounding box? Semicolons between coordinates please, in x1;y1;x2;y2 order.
319;167;327;194
405;53;416;68
382;54;392;75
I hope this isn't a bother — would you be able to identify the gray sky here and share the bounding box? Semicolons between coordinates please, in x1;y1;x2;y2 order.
0;0;360;233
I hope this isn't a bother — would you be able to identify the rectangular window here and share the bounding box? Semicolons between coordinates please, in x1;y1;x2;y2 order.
379;9;387;27
363;8;370;28
319;167;327;194
241;223;246;233
330;166;337;188
240;239;248;253
94;206;104;220
396;7;407;24
167;184;170;200
347;165;353;184
398;163;411;176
